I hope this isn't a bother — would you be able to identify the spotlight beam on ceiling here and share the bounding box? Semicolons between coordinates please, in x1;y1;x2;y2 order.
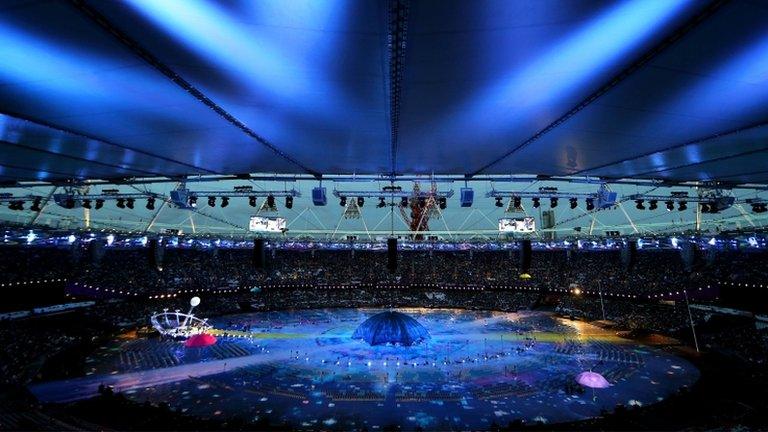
466;0;730;177
69;0;322;180
569;117;768;176
629;144;768;178
0;111;220;179
0;140;163;178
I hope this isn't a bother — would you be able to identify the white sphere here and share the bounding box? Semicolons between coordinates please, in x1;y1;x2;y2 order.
190;296;201;307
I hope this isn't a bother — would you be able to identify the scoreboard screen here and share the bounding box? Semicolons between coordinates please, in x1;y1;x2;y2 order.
249;216;286;232
498;217;535;233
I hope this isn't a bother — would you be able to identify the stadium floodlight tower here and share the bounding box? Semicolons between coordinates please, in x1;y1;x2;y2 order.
150;296;212;339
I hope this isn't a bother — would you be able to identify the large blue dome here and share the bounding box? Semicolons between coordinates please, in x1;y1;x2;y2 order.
352;311;430;346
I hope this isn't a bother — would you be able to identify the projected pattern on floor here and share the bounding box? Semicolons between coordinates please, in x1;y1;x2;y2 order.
32;309;699;430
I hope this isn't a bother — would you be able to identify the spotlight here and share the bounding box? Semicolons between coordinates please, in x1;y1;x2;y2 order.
65;197;75;209
30;198;42;212
753;203;768;214
513;196;521;208
357;197;364;207
208;196;216;207
95;199;105;210
126;198;135;209
248;196;257;207
377;197;386;208
81;199;91;210
495;197;503;207
532;197;540;208
340;196;347;206
438;197;447;210
10;201;23;211
284;196;292;209
678;201;687;211
146;197;155;210
569;198;578;209
649;200;658;211
116;198;126;209
221;197;229;208
700;203;710;213
585;198;594;211
550;197;558;208
267;194;275;207
665;201;674;211
188;196;198;208
400;196;408;207
635;199;645;210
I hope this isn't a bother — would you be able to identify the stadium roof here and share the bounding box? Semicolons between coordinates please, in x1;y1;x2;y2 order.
1;0;767;184
1;1;768;239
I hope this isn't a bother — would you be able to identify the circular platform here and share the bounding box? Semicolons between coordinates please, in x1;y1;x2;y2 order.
352;310;430;346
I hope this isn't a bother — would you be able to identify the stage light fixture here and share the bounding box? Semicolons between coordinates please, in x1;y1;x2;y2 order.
377;197;386;208
146;197;155;210
438;197;447;210
95;199;105;210
221;197;230;208
116;198;126;209
267;194;275;207
569;198;578;209
678;201;687;211
208;196;216;207
513;196;521;208
400;196;408;207
126;198;135;209
248;196;257;207
284;196;292;209
30;198;42;212
665;201;674;211
585;198;594;211
357;197;365;207
64;197;75;209
550;197;558;208
649;200;658;211
81;199;91;210
495;197;503;207
700;203;710;213
339;196;347;206
635;199;645;210
188;196;197;208
532;197;540;208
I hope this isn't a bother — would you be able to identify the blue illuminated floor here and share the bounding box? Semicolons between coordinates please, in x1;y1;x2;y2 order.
32;309;698;430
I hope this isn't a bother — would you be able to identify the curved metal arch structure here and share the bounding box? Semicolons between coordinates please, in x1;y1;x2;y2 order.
150;309;212;338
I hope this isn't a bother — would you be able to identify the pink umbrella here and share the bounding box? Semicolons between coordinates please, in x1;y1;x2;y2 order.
185;333;217;348
575;371;610;389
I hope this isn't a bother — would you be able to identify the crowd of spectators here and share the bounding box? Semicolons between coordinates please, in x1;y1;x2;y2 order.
0;243;767;386
0;245;745;297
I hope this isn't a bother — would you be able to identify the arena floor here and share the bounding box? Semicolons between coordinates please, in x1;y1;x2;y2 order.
31;309;699;430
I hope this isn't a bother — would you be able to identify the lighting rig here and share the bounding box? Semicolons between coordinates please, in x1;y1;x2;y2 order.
486;184;617;210
0;193;43;211
169;185;300;210
48;189;164;210
627;190;736;213
332;186;454;208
